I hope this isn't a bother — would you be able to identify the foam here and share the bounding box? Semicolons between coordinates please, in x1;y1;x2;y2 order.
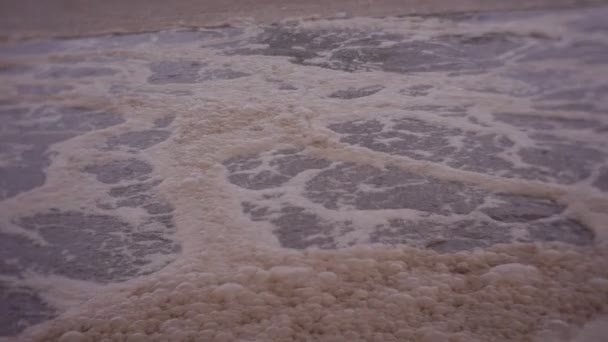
18;244;608;342
1;5;607;341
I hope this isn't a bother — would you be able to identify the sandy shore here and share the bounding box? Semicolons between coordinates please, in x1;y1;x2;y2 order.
1;0;607;40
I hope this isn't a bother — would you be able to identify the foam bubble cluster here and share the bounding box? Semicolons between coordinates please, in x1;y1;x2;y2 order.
28;244;608;341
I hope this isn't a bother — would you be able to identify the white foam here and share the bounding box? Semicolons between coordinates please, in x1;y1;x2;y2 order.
1;7;607;341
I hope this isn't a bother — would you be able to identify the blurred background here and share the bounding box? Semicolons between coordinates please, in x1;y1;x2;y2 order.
1;0;606;40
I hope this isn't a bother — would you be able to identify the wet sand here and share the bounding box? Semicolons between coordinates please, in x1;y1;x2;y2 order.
1;0;607;40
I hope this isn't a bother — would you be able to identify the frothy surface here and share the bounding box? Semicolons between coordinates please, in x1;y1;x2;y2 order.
0;6;607;341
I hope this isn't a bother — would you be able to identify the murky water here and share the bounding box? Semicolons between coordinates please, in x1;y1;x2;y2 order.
0;6;607;342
